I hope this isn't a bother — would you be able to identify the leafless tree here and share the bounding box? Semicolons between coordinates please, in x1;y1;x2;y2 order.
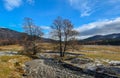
23;17;43;55
51;17;63;57
51;17;79;57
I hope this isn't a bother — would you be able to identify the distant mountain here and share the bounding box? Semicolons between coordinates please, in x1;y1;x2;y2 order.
0;28;26;40
0;28;54;43
84;33;120;41
1;28;120;45
81;33;120;45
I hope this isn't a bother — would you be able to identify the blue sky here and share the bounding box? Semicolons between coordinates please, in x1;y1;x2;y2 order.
0;0;120;39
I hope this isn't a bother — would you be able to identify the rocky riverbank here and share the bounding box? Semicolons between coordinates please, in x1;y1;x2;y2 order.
23;59;93;78
0;51;18;56
23;53;120;78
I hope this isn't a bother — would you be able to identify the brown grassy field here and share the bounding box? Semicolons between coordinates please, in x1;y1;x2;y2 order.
0;44;120;78
0;45;23;51
72;45;120;61
38;43;120;61
0;55;31;78
0;45;30;78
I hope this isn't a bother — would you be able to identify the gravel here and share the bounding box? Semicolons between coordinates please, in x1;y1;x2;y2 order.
23;53;120;78
23;59;93;78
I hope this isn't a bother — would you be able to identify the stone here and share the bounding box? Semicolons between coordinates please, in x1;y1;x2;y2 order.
109;61;120;66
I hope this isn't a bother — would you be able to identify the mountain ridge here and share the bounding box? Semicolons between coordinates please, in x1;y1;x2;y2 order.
0;28;54;43
83;33;120;41
0;28;120;45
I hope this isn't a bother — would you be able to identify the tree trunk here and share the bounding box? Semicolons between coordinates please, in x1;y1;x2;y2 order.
63;41;67;57
59;35;63;57
32;41;37;55
63;34;67;57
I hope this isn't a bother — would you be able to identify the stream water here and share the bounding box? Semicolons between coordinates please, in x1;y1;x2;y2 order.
0;51;18;56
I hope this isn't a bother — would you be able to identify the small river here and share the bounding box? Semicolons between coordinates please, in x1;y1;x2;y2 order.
0;51;18;56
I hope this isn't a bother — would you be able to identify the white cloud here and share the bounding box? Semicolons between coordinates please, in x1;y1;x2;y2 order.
76;17;120;39
40;26;51;38
68;0;120;17
69;0;92;17
4;0;22;11
40;26;51;30
3;0;35;11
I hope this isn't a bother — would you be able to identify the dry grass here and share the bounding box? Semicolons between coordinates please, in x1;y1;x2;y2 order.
0;45;23;51
37;43;120;61
80;51;120;61
75;45;120;61
0;45;31;78
0;44;119;77
0;55;31;78
81;45;120;52
37;43;55;51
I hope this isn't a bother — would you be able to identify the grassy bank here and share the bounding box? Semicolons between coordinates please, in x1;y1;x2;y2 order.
0;55;31;78
0;45;23;51
75;45;120;61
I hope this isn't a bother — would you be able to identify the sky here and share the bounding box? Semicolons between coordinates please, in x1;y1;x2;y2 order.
0;0;120;39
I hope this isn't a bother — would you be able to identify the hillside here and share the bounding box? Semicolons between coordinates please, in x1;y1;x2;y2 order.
0;28;120;45
0;28;54;43
0;28;25;40
81;33;120;45
84;33;120;41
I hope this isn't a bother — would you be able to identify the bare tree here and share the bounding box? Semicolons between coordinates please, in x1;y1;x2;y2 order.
51;17;63;57
51;17;79;57
23;17;43;55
